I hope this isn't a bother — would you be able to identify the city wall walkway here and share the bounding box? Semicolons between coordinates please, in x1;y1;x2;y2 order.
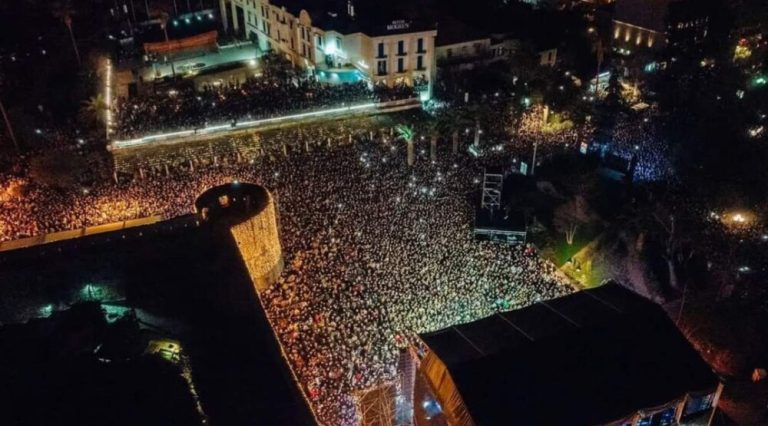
0;216;163;253
109;97;422;152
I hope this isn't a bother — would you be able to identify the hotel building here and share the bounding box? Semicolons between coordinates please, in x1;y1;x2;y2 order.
218;0;437;98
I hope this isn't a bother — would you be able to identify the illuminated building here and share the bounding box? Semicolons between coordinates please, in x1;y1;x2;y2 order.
612;0;721;55
218;0;437;98
612;0;670;52
412;283;722;426
434;17;491;69
195;182;283;292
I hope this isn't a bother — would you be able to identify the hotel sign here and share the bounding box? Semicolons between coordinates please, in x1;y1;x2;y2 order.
386;20;411;31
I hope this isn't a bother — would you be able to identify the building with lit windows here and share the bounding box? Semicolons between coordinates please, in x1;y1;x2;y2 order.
612;0;670;53
611;0;720;55
435;17;491;69
412;283;722;426
218;0;437;98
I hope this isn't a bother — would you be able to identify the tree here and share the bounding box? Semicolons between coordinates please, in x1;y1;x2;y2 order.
439;105;473;154
651;210;694;292
553;195;595;245
261;52;296;81
424;120;441;162
29;151;88;188
80;94;108;126
52;1;81;66
604;70;623;110
0;73;19;153
395;124;415;166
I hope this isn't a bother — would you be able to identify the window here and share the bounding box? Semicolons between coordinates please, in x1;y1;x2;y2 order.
417;55;424;70
637;407;676;426
417;38;425;53
397;40;405;55
446;48;453;57
336;37;341;49
377;60;387;75
377;42;385;58
684;393;715;417
397;57;404;73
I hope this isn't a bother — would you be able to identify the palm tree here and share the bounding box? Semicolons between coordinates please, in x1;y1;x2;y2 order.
158;12;177;77
80;94;108;125
425;120;440;162
395;124;415;166
159;12;170;42
0;74;20;154
52;1;81;66
441;107;473;154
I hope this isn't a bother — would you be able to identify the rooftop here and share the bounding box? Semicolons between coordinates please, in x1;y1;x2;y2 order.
419;282;719;425
436;16;488;47
614;0;671;33
267;0;436;36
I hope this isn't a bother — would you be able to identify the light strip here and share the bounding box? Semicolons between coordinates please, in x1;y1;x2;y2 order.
112;102;377;148
105;58;113;139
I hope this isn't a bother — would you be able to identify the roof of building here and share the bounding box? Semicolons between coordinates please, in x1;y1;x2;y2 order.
419;283;719;426
435;16;488;47
614;0;671;33
268;0;436;36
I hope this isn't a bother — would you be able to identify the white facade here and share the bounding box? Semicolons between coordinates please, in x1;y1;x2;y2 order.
219;0;437;95
435;38;491;63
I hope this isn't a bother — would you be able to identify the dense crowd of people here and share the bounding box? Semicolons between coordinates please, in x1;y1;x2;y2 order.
607;111;673;182
0;117;574;425
114;77;417;139
515;105;594;160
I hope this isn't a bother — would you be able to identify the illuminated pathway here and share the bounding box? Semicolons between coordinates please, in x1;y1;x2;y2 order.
109;98;421;151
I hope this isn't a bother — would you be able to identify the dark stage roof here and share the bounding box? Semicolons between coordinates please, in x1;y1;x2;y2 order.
419;283;719;426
